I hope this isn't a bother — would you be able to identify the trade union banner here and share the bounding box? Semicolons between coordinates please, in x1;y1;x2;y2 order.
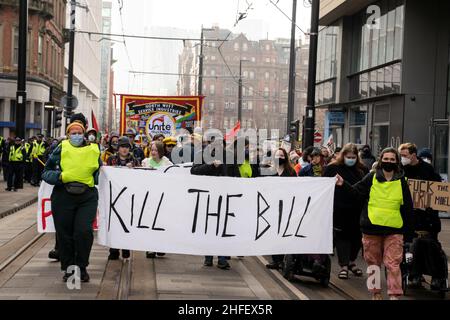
97;167;335;256
119;94;204;139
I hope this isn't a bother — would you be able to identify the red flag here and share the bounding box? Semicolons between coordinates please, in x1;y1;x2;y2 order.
225;121;241;141
91;110;99;132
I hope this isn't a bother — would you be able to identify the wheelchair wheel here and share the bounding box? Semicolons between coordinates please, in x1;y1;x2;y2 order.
282;255;295;282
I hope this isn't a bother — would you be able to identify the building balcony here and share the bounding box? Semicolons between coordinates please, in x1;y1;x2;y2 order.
0;0;54;20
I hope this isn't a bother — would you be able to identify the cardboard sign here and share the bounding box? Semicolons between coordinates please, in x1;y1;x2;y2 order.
407;179;450;211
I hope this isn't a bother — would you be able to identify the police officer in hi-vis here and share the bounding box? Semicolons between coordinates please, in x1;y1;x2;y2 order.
6;137;25;191
42;113;101;282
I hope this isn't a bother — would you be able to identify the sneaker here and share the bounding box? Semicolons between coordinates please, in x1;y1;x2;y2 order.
48;249;60;261
146;252;156;259
156;252;165;257
62;271;74;282
122;250;130;259
372;293;383;300
203;258;213;267
80;268;90;282
389;296;399;300
217;260;231;270
12;188;17;192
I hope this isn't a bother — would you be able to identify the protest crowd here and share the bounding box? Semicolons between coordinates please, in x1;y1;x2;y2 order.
2;112;447;300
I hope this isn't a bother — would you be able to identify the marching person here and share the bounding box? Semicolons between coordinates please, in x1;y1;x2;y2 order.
266;148;297;270
101;133;119;164
86;128;98;144
23;137;34;184
360;145;376;171
31;133;48;187
323;143;368;279
42;113;101;282
142;141;173;168
336;147;414;300
125;128;144;163
190;136;232;269
142;140;173;259
106;136;139;260
163;136;177;162
399;143;446;290
299;147;325;177
6;137;25;192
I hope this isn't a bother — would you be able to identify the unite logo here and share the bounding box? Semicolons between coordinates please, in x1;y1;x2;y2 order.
146;113;175;137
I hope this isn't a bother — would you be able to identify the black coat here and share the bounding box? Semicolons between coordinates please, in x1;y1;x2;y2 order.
403;159;442;237
323;163;368;233
344;169;414;240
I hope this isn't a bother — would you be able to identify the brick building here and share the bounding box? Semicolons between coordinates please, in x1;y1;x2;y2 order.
177;26;326;142
0;0;66;138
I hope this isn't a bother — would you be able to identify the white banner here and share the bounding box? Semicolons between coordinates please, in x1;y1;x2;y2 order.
98;167;335;256
37;164;194;233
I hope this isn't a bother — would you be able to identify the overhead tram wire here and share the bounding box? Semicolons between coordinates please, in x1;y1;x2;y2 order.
117;0;134;71
74;30;229;42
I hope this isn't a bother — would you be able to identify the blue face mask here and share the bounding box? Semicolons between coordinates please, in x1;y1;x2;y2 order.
344;157;357;167
69;134;84;147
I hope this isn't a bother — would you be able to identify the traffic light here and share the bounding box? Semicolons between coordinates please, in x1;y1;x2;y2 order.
289;120;300;141
64;109;74;118
54;108;63;128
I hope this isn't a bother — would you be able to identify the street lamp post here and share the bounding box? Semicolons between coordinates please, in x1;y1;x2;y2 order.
197;26;215;96
303;0;320;149
15;0;28;139
286;0;297;137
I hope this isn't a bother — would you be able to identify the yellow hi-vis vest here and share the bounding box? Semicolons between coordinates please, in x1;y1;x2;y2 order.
9;145;23;162
60;140;100;187
24;143;32;163
368;174;404;229
33;141;46;157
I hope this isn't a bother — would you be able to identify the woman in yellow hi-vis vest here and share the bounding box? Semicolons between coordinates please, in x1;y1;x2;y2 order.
42;114;101;282
336;147;414;300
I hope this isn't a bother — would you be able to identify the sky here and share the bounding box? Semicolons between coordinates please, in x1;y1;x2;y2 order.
110;0;313;95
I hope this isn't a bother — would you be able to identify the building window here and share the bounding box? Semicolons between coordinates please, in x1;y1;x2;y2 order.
243;43;248;51
264;87;269;98
251;57;256;62
248;101;253;110
264;71;270;80
209;101;215;111
12;28;19;65
349;105;368;145
265;57;270;63
211;55;216;61
249;71;255;79
372;103;390;155
210;69;216;76
10;100;16;122
264;104;269;113
351;0;404;73
243;70;248;78
38;35;43;72
248;87;254;96
265;44;270;51
209;84;215;95
234;43;239;51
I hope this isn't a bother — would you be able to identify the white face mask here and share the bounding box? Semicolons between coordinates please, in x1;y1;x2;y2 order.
88;134;96;142
401;157;411;166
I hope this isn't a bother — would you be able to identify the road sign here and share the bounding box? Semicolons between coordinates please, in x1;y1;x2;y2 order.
61;95;78;109
314;131;322;143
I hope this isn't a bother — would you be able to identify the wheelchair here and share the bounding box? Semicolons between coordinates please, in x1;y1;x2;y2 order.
282;254;331;288
401;232;449;299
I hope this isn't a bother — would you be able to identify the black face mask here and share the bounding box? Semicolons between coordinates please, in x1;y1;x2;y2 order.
275;157;287;166
381;162;397;172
